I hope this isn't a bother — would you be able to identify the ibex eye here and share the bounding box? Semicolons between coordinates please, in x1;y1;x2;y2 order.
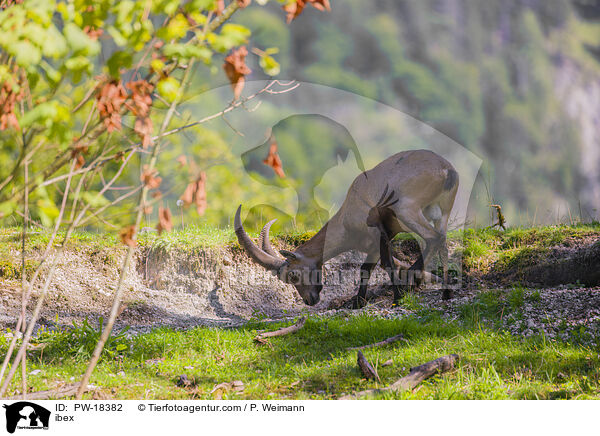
288;272;300;284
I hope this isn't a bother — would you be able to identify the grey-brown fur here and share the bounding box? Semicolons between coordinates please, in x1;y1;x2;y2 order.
235;149;459;307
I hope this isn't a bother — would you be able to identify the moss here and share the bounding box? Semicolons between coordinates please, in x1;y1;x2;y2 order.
496;246;550;272
0;260;19;279
0;259;37;280
276;230;317;247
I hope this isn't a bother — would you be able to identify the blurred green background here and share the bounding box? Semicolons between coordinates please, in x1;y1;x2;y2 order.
1;0;599;232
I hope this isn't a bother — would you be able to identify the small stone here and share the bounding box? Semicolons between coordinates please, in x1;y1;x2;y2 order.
176;374;192;387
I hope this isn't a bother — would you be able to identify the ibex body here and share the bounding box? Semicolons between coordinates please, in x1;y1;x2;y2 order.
235;149;459;307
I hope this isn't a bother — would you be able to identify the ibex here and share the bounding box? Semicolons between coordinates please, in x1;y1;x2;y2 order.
235;149;459;308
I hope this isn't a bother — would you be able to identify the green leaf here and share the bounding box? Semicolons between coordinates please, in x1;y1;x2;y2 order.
259;54;280;76
81;192;109;208
157;77;180;102
0;201;17;218
107;25;128;47
42;25;68;58
157;14;189;41
36;198;60;228
65;56;91;72
41;61;61;83
151;59;166;73
12;41;42;67
208;23;251;52
19;102;58;128
163;43;212;63
107;51;133;78
64;23;100;55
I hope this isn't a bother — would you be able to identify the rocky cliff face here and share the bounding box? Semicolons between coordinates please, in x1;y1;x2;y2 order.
556;59;600;216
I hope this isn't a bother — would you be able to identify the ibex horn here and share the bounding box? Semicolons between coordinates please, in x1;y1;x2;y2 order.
258;219;281;258
234;206;286;271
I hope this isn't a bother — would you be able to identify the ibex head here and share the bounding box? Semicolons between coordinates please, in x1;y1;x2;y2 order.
234;206;323;305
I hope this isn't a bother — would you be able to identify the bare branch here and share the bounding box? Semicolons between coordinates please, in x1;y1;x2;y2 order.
340;354;460;399
357;351;380;382
346;334;407;351
75;58;198;400
254;317;306;343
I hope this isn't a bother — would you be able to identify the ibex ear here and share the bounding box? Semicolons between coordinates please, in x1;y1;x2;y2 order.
279;250;298;260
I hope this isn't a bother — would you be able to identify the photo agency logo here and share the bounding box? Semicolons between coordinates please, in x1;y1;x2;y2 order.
2;402;50;434
181;80;482;308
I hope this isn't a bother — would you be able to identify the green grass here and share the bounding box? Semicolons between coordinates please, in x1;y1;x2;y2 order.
451;222;600;274
2;305;599;400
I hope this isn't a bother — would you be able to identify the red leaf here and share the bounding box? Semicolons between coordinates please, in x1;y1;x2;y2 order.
141;166;162;189
309;0;331;12
74;154;85;170
194;172;208;216
180;172;208;216
223;47;251;100
119;225;137;247
283;0;305;23
0;66;25;131
215;0;224;15
156;207;173;234
283;0;330;23
96;79;127;132
176;155;188;167
263;137;285;178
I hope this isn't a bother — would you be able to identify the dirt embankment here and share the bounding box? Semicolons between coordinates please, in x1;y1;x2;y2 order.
0;228;599;332
0;243;383;331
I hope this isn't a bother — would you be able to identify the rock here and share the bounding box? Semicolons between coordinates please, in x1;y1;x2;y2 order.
176;374;192;387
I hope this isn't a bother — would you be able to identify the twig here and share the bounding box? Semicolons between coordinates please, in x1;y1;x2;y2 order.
0;158;79;396
254;317;306;342
347;333;407;351
7;383;89;400
340;354;459;399
37;80;298;191
357;351;380;382
75;58;198;400
20;145;29;400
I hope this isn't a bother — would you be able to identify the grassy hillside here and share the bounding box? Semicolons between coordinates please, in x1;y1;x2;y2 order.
1;306;599;400
1;222;599;283
0;223;599;399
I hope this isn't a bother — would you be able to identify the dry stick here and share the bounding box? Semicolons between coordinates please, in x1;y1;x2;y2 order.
7;383;88;401
254;317;307;342
0;158;94;396
0;158;78;387
75;59;197;400
20;153;28;399
38;80;297;190
357;351;380;382
346;333;407;351
340;354;459;400
0;229;75;397
0;138;44;195
6;145;138;387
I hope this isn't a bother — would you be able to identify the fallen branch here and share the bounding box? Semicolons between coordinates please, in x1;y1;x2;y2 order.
254;317;306;343
340;354;459;399
357;351;380;382
347;333;407;351
7;383;89;400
